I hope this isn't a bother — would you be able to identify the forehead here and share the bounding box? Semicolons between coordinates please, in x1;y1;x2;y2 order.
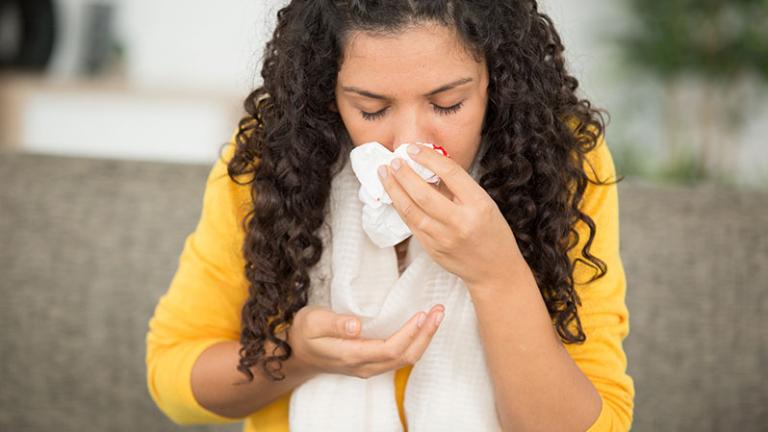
338;23;484;90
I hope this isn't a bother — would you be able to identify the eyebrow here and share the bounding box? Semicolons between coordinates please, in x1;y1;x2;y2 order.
341;77;473;100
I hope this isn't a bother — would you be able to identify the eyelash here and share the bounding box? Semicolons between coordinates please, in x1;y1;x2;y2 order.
360;101;464;121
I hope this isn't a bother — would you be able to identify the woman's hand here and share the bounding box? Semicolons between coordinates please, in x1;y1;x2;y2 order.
288;304;444;379
378;144;531;289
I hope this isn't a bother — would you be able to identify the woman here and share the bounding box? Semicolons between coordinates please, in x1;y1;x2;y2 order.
146;1;635;431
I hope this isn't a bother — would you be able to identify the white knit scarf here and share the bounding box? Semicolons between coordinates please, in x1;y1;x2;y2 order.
289;143;501;431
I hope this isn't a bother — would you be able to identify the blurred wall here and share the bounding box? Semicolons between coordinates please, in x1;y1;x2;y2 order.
120;0;278;95
543;0;768;187
2;0;283;163
2;0;767;184
48;0;279;93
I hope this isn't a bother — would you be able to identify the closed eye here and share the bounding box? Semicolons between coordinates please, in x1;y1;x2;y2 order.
360;101;465;121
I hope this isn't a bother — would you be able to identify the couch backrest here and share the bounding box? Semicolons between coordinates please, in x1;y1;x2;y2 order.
0;152;240;432
620;180;768;431
0;152;766;431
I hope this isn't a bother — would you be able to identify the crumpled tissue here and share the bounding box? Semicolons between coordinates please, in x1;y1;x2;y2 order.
349;141;448;248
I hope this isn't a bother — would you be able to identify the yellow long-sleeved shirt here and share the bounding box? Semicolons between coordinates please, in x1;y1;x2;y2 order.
146;133;635;431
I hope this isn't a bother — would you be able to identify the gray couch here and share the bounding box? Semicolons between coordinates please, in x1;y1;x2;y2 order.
1;151;766;431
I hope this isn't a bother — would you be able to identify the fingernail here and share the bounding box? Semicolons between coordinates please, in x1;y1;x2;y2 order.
390;158;402;171
346;319;358;334
407;144;421;155
417;313;426;328
434;312;444;326
377;165;388;179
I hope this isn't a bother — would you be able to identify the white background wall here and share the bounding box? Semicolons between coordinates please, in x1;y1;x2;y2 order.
119;0;279;95
14;0;286;163
48;0;282;94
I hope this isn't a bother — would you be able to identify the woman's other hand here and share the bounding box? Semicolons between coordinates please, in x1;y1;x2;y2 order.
288;304;445;379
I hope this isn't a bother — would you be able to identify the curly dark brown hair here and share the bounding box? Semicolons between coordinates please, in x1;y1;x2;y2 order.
226;0;621;382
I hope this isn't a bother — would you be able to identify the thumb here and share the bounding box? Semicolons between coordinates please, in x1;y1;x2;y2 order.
335;314;361;339
304;306;361;339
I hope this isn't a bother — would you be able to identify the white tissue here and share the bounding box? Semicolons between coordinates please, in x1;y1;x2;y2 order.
349;142;443;248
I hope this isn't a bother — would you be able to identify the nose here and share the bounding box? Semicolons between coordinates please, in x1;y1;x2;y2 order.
390;107;431;152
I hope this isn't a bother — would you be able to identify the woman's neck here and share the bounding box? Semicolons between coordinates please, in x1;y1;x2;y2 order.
395;237;410;254
395;237;410;275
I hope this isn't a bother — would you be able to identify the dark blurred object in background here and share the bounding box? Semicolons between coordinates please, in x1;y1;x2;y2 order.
0;0;56;71
81;2;114;76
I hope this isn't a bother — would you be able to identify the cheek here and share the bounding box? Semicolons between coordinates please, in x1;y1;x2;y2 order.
336;101;383;144
433;114;484;171
336;101;360;134
433;134;479;172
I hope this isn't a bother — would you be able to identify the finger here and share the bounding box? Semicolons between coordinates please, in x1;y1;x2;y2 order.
366;304;444;366
387;156;457;226
358;305;445;377
398;305;445;365
304;306;361;339
374;310;431;363
404;143;484;204
380;164;446;237
338;310;424;366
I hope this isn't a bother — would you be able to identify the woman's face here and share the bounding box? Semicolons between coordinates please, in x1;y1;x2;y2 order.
334;22;489;178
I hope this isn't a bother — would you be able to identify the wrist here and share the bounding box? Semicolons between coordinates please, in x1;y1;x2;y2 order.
468;262;537;302
285;327;321;379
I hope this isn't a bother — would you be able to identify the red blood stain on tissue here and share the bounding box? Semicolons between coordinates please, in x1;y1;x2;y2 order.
431;145;450;158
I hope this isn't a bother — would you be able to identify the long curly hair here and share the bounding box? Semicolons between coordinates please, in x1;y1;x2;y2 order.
226;0;621;382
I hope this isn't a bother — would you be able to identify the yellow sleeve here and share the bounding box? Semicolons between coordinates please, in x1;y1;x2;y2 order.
564;135;636;431
145;140;252;425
